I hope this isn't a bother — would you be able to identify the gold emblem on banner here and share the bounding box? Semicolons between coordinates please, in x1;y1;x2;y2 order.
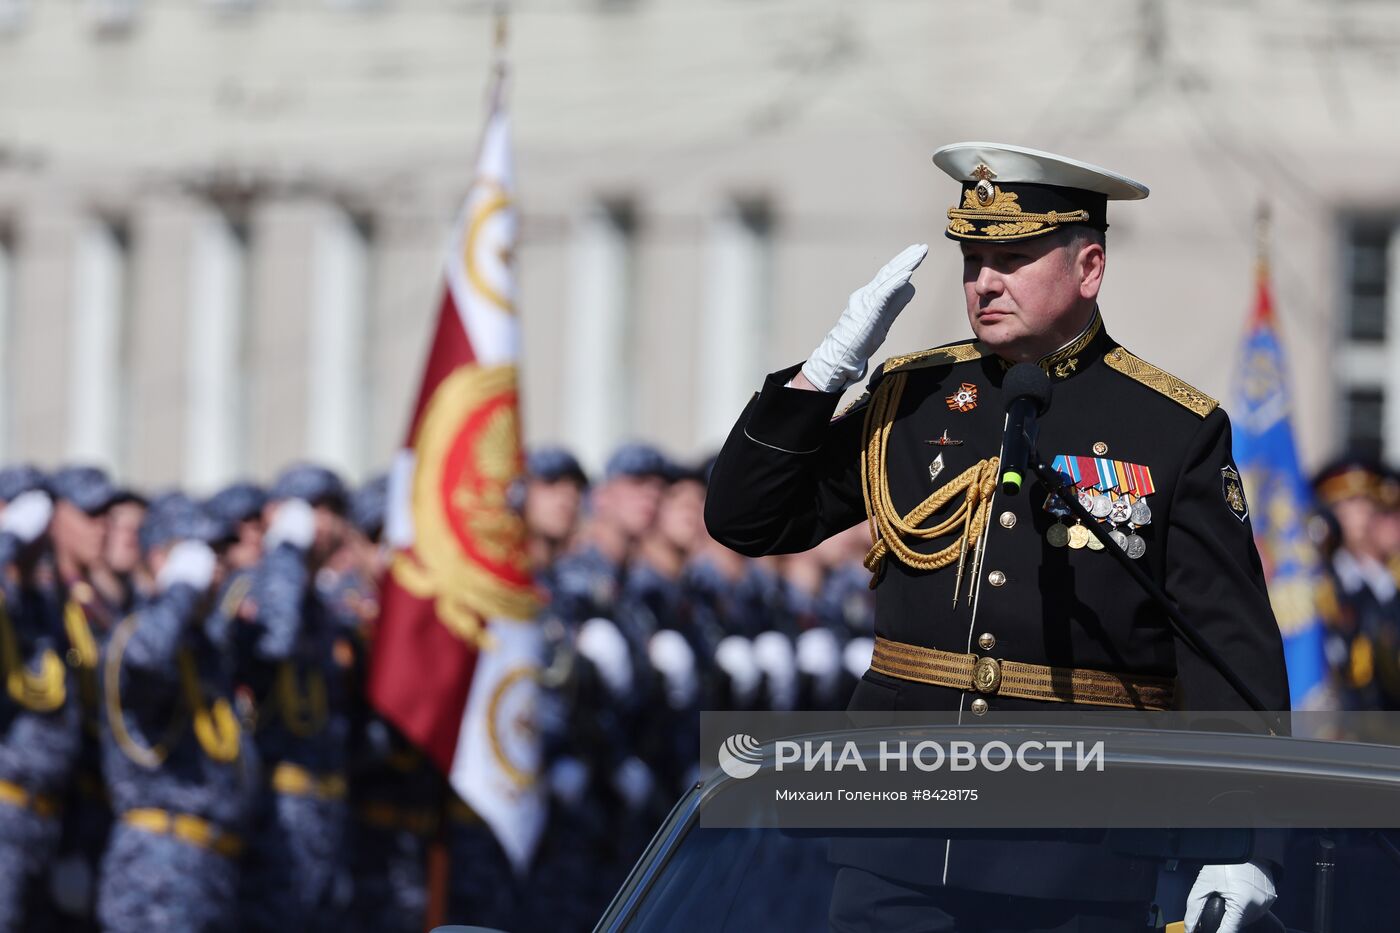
487;664;543;793
462;180;517;315
391;364;540;647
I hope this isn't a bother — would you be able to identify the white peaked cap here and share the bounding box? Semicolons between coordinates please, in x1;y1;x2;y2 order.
932;142;1148;200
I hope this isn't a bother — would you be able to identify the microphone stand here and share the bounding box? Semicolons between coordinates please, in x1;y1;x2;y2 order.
1025;449;1282;732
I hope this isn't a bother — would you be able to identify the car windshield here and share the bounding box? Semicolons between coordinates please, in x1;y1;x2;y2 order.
618;825;1400;932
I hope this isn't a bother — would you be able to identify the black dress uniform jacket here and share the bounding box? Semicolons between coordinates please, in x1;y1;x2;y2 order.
706;312;1290;715
705;313;1292;905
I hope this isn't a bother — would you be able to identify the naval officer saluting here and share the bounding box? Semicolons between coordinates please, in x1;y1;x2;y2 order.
704;142;1290;933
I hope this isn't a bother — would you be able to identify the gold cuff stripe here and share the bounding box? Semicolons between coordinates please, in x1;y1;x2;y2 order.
357;801;439;836
0;779;60;818
270;762;348;801
871;637;1175;710
122;808;244;859
1103;347;1218;418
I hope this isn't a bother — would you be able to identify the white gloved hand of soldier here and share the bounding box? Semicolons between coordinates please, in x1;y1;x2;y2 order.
157;540;217;593
799;243;928;393
612;755;654;812
0;490;53;544
265;498;316;551
548;756;590;808
1184;860;1276;933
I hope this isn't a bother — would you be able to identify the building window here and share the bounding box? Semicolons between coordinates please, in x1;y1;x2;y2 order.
185;209;250;492
1343;388;1385;461
1345;224;1389;343
565;199;636;473
307;207;371;481
1337;218;1400;461
698;198;772;449
68;217;130;471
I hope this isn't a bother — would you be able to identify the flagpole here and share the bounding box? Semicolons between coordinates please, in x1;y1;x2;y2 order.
1255;199;1271;282
491;1;509;104
422;11;518;928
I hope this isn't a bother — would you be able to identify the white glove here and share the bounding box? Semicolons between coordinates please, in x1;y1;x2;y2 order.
1185;861;1276;933
576;617;634;698
549;756;590;807
0;490;53;544
612;755;654;811
157;540;217;592
843;636;875;680
715;635;760;706
797;627;842;696
265;498;315;551
648;629;698;709
753;630;797;711
800;243;928;393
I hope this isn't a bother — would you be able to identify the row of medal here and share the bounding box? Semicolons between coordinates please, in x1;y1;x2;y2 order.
1042;455;1154;560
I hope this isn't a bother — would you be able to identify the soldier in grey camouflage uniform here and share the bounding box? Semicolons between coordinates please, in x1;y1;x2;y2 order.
0;472;82;933
45;466;127;932
238;465;356;933
95;493;258;933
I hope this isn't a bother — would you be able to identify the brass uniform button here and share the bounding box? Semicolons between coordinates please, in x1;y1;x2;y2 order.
999;510;1016;529
969;698;989;715
988;570;1007;587
977;633;996;651
1092;441;1108;456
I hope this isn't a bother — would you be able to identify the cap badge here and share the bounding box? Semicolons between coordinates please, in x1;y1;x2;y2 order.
970;162;998;207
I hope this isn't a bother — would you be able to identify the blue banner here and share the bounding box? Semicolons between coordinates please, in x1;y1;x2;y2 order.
1232;277;1330;709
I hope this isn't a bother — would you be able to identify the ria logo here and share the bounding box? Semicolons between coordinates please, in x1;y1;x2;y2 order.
718;733;763;780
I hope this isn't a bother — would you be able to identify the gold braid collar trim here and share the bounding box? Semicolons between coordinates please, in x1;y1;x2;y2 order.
1103;347;1218;418
860;371;999;579
1036;308;1101;379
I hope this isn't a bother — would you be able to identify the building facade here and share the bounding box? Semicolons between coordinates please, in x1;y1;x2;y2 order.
2;0;1399;488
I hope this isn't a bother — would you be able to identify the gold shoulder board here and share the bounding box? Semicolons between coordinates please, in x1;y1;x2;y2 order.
882;340;986;375
835;340;986;421
1103;347;1218;418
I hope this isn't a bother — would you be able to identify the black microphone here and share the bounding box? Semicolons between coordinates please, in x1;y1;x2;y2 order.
1000;363;1053;496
